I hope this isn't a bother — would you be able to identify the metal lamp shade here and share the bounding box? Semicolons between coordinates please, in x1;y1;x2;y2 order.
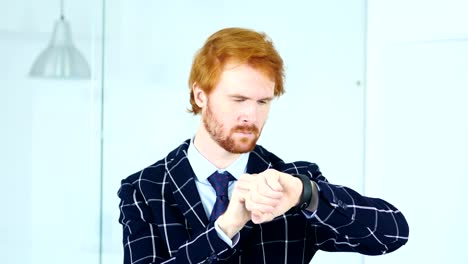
29;17;91;79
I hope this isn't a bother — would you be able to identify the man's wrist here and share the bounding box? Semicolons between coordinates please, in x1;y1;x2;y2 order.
214;219;240;247
216;213;246;239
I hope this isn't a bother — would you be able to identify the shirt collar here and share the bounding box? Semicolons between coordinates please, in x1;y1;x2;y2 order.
187;138;250;182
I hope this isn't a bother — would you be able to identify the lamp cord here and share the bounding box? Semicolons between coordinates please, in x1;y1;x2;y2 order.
60;0;64;19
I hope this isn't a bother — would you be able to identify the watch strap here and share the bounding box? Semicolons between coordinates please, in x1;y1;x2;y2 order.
293;174;313;210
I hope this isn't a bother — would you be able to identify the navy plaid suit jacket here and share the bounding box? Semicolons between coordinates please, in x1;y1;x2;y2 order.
118;140;409;263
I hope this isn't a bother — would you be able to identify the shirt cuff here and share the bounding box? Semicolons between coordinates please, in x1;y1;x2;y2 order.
301;208;317;219
214;219;240;248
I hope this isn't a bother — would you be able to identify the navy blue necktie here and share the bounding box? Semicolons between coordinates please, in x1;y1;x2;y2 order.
208;171;236;222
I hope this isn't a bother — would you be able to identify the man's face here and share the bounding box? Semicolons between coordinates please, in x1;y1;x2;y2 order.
201;63;275;153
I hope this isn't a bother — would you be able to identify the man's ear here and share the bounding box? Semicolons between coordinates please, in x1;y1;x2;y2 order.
193;83;207;109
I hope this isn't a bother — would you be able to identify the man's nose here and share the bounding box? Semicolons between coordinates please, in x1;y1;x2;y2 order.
241;103;257;123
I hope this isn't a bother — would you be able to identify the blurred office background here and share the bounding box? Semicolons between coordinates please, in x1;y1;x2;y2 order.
1;0;467;263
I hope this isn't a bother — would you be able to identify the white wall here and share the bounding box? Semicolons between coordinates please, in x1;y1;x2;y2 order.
365;1;468;263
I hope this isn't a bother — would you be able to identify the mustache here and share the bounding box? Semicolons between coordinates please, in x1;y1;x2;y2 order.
232;125;259;134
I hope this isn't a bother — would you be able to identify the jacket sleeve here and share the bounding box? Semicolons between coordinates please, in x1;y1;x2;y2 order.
306;163;409;255
118;179;234;264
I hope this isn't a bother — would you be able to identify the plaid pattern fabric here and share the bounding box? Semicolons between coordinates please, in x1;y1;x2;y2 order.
118;140;409;263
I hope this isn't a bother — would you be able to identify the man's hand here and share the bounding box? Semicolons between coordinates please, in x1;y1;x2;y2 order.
218;169;311;236
216;181;252;238
237;169;303;224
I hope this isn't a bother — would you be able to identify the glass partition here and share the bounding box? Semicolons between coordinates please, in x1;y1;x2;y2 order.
0;0;103;263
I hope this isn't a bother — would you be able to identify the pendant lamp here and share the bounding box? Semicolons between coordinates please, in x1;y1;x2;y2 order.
29;0;91;79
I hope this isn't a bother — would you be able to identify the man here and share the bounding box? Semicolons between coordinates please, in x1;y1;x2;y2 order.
118;27;409;263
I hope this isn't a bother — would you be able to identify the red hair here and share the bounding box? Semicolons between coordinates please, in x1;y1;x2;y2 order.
188;27;285;114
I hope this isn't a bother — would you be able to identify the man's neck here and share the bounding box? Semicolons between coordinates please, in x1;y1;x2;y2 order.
193;125;241;169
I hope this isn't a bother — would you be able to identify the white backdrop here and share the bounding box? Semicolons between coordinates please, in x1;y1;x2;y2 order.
365;1;468;263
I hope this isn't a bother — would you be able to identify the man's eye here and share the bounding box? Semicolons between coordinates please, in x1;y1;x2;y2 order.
234;98;245;102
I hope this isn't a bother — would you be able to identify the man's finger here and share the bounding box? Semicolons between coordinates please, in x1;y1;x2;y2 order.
264;171;283;192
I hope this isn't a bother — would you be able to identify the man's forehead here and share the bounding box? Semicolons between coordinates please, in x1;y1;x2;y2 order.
217;73;275;97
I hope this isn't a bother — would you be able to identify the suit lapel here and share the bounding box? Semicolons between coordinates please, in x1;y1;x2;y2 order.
166;141;209;232
246;146;274;174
